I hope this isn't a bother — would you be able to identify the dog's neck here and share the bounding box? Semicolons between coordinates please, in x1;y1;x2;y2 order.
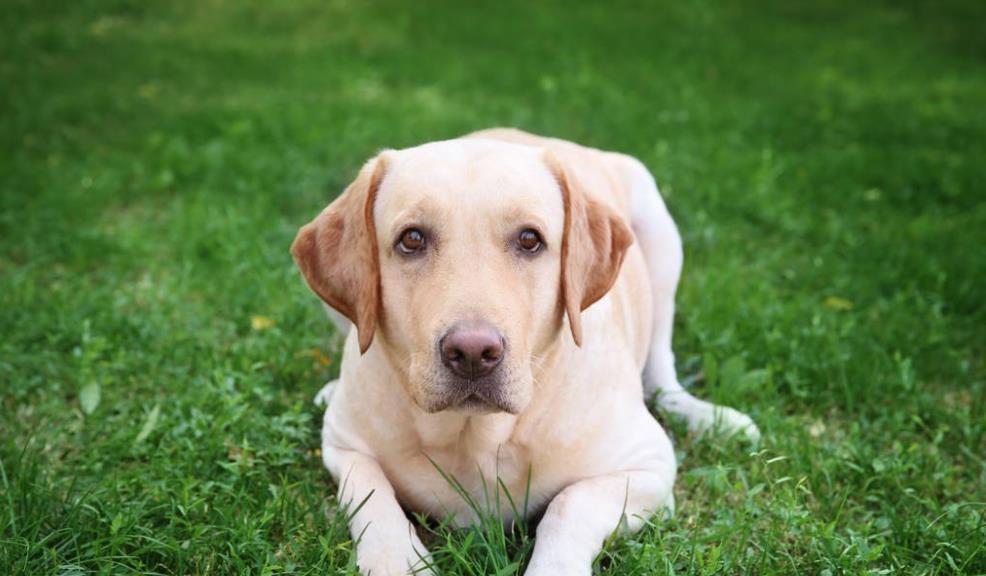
410;409;519;455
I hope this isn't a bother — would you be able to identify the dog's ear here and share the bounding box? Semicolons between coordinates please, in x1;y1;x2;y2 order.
546;153;635;347
291;154;389;353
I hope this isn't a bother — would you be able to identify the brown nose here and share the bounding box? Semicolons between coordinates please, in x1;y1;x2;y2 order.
440;321;505;380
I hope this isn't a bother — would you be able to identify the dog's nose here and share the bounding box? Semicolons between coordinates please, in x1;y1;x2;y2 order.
440;321;505;380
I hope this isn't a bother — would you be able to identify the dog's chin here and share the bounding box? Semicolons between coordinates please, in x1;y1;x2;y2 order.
411;373;529;415
452;394;507;415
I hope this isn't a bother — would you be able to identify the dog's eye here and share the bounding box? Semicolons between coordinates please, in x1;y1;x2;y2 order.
397;228;426;255
517;229;544;254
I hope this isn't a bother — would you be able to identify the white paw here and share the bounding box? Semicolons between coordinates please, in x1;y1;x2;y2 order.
693;405;760;445
358;546;434;576
523;557;591;576
313;379;338;407
357;558;432;576
658;392;760;445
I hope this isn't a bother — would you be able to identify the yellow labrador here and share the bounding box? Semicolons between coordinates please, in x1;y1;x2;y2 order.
292;128;758;575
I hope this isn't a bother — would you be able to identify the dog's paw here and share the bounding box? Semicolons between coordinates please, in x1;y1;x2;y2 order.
658;392;761;445
693;405;760;445
523;557;591;576
313;379;338;407
357;548;434;576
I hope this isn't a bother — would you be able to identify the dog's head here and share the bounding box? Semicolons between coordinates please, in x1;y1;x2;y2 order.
292;139;632;414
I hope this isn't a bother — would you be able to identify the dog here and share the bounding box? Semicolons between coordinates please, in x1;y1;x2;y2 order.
292;128;758;575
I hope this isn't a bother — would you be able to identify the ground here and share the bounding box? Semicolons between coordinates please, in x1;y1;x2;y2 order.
1;0;984;574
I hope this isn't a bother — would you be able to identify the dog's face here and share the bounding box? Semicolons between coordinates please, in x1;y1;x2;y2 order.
372;142;565;413
292;139;633;415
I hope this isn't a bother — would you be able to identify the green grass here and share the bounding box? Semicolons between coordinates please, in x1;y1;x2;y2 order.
2;0;984;573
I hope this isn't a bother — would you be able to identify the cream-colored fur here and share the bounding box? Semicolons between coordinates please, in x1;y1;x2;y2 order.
294;129;758;575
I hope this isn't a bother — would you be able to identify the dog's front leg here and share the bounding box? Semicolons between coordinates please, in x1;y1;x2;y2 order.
325;446;432;576
523;468;675;576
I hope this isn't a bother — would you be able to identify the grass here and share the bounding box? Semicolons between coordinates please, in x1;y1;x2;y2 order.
1;0;984;573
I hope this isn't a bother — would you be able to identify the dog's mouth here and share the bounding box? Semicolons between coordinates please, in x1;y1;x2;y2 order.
427;377;517;414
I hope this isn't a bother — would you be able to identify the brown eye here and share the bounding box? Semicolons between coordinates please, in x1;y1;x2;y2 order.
517;229;544;254
397;228;426;255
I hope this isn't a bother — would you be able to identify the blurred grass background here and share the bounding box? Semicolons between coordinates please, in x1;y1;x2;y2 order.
1;0;984;573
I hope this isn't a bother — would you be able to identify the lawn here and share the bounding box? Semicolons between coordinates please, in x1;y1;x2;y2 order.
1;0;984;573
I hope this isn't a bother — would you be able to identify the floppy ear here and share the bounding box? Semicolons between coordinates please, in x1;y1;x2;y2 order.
291;155;389;353
546;154;635;347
